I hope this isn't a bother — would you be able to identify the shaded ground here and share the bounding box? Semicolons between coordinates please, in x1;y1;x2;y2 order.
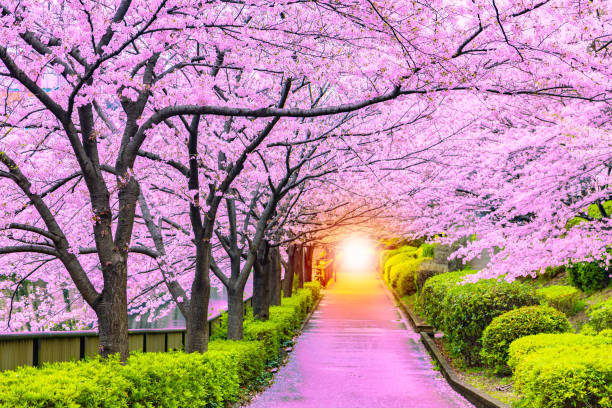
246;270;473;408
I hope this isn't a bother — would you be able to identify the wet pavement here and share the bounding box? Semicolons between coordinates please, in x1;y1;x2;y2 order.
246;270;474;408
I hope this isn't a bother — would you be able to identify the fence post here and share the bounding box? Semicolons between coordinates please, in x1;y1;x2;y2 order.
32;338;39;367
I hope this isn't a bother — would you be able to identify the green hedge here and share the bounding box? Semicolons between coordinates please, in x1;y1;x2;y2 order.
0;288;318;407
480;306;571;374
440;278;539;365
507;333;612;371
388;257;429;296
303;281;322;301
536;285;582;316
568;261;610;292
413;260;448;294
587;298;612;332
241;288;315;359
382;247;417;281
418;270;471;329
599;329;612;337
0;347;257;408
513;344;612;408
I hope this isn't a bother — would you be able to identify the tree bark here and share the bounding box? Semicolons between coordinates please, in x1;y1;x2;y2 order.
283;244;297;297
269;247;282;306
297;244;304;289
95;260;129;360
304;245;314;283
184;240;211;353
227;286;245;340
253;241;271;320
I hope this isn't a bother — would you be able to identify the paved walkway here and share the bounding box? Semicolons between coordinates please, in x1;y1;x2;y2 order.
246;270;473;408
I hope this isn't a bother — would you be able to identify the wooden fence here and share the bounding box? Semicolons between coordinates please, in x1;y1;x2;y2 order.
0;298;252;372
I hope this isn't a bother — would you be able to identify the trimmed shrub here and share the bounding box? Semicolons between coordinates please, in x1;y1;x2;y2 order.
243;319;283;360
440;279;539;365
508;333;612;371
121;350;241;407
268;305;301;338
0;349;252;408
513;344;612;408
208;340;266;385
580;322;599;336
414;260;448;294
536;285;582;315
568;261;610;292
480;306;571;374
389;257;428;296
303;281;322;300
282;288;313;320
599;329;612;337
245;288;315;359
588;298;612;331
0;358;130;408
418;270;470;328
383;247;418;282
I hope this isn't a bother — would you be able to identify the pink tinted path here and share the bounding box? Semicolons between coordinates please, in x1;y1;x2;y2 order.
246;270;474;408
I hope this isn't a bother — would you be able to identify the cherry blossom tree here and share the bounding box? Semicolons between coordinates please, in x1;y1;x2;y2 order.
0;0;610;358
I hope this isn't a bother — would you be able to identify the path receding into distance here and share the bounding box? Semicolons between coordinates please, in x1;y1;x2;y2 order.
246;269;474;408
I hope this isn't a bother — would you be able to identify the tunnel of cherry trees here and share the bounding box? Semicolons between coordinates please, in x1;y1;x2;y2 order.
0;0;610;407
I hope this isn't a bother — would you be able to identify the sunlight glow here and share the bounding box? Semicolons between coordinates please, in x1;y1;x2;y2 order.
340;236;375;272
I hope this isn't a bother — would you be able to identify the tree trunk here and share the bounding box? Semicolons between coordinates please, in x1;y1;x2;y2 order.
297;244;304;289
304;245;314;283
227;286;245;340
95;261;129;360
328;248;336;284
269;247;282;306
283;244;296;297
185;241;211;353
253;241;271;320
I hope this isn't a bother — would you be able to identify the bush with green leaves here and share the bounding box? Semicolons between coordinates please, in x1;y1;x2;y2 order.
282;288;313;320
536;285;582;315
587;297;612;332
418;270;471;328
382;247;418;282
480;306;571;374
440;279;539;365
0;346;260;408
413;260;448;294
599;329;612;337
421;243;436;258
507;333;612;371
568;260;610;292
513;344;612;408
388;257;427;296
303;281;322;301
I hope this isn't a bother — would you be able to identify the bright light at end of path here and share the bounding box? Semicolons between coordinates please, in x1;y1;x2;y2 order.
340;236;375;272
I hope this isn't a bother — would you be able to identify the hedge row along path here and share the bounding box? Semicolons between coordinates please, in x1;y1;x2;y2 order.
246;269;473;408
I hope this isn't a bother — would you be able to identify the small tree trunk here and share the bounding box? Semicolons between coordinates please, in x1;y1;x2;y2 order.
227;286;245;340
185;241;211;353
283;245;296;297
95;261;129;360
269;247;282;306
253;241;271;320
304;245;314;283
297;244;304;289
